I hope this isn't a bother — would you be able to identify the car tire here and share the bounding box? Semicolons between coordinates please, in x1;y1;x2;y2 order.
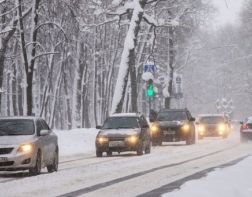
29;151;42;176
198;135;204;140
186;131;195;145
137;141;143;156
47;149;59;173
96;150;103;157
240;135;247;143
145;142;151;154
106;151;112;157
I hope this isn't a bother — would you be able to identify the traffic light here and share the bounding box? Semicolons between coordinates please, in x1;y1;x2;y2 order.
147;79;154;97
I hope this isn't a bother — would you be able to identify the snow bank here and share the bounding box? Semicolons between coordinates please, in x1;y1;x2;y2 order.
163;156;252;197
54;128;99;158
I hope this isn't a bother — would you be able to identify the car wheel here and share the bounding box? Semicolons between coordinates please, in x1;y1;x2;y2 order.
96;150;103;157
106;151;112;157
29;151;42;176
47;150;59;173
152;136;162;146
137;141;143;156
186;131;195;145
145;142;151;154
198;135;204;140
240;135;247;143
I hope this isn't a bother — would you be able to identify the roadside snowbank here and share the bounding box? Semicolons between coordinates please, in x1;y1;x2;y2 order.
163;156;252;197
54;128;98;158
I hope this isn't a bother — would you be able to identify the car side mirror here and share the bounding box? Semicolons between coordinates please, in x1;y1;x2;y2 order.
96;125;102;129
190;117;196;122
240;121;243;125
143;124;149;128
40;129;50;136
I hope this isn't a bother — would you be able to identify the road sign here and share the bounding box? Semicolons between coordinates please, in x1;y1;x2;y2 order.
173;73;183;99
144;64;157;73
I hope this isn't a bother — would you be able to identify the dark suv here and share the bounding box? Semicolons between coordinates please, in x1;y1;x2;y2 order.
95;113;151;157
150;109;196;145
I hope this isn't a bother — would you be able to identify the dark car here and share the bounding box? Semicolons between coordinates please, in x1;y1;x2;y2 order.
196;114;230;139
0;117;58;175
240;117;252;142
150;109;196;145
95;113;151;157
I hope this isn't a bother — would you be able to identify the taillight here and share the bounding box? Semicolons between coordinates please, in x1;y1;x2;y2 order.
241;123;248;130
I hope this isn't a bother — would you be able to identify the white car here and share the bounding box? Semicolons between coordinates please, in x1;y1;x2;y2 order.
0;117;58;175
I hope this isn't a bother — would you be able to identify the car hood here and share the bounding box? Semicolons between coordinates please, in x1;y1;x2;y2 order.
99;128;140;137
0;135;36;146
156;121;186;128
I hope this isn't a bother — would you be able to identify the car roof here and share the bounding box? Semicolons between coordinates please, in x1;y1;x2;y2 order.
110;113;142;118
159;108;189;112
0;116;39;121
198;114;226;117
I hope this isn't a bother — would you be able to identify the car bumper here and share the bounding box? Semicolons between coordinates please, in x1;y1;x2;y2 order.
200;129;229;137
0;152;36;171
96;141;139;152
241;131;252;140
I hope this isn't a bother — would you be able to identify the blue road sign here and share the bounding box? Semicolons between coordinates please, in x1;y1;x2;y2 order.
144;64;157;73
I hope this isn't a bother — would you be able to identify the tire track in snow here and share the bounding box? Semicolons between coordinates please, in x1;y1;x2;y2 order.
137;155;250;197
58;143;241;197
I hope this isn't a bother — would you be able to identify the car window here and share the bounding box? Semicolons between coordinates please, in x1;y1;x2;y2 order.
103;117;140;129
36;120;43;133
0;119;34;136
139;116;148;128
40;119;50;130
245;117;252;124
157;111;187;121
199;116;225;124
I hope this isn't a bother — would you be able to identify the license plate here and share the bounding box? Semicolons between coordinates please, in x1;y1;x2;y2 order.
164;130;176;135
109;141;125;147
0;157;7;162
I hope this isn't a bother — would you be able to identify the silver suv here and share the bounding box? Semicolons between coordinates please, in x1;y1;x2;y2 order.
95;113;151;157
0;117;58;175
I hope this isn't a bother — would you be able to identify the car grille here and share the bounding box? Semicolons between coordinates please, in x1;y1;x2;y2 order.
108;137;125;141
0;148;14;155
0;161;14;167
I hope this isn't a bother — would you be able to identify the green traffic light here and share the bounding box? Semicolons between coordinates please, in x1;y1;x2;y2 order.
147;84;154;97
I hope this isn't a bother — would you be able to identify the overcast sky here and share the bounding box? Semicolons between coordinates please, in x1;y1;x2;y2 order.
212;0;245;26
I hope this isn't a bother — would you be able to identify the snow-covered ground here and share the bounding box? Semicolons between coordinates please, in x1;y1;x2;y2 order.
54;128;99;160
1;125;252;197
163;155;252;197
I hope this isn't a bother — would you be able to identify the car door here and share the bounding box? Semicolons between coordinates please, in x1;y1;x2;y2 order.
40;119;56;162
139;116;149;147
36;120;50;164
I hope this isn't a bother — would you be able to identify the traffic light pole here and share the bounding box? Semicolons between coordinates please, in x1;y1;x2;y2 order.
149;97;151;113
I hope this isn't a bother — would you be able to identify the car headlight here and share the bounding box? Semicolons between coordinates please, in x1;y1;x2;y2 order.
198;125;205;135
218;124;226;135
126;135;138;144
182;124;190;132
97;136;108;144
17;144;33;153
150;124;159;133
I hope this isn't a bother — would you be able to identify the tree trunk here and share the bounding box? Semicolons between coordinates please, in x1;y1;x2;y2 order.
111;0;147;114
165;26;174;109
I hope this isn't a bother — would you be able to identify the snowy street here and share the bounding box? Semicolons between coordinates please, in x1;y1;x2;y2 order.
0;124;251;197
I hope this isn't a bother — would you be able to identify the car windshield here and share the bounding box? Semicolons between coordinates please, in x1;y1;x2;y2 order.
103;117;139;129
245;117;252;124
0;119;34;136
199;116;225;124
157;111;187;121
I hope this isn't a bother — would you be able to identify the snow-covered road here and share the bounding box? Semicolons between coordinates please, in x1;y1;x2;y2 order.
0;125;251;197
